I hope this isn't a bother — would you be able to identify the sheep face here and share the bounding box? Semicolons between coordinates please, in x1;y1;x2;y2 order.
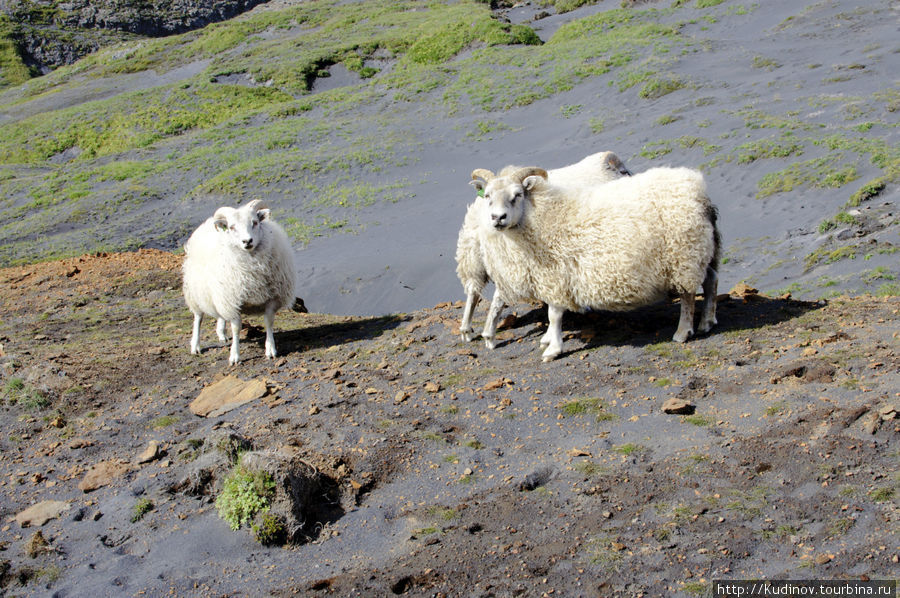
213;200;271;252
470;168;548;231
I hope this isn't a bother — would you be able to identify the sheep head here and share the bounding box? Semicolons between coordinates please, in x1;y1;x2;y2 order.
599;151;632;177
212;200;270;252
475;166;548;231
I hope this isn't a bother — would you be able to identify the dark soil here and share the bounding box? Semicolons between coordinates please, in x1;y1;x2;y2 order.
0;251;897;597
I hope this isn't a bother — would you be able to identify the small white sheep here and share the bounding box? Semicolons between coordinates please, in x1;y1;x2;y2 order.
470;165;720;361
182;199;296;364
456;151;631;343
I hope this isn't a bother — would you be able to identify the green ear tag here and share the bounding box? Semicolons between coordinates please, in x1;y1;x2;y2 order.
477;189;485;198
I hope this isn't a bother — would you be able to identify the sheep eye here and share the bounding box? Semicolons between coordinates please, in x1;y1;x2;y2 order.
229;225;236;231
252;221;258;228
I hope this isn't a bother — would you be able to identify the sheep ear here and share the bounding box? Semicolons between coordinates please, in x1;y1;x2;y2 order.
213;208;230;231
257;208;270;222
469;179;486;196
522;175;543;192
605;153;632;176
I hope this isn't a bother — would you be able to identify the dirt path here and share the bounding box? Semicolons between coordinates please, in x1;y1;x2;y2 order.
0;251;897;596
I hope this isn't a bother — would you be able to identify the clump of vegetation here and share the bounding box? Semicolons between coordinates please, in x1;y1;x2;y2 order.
2;377;50;410
150;415;179;429
130;498;154;523
251;512;287;546
559;397;616;421
818;211;859;234
614;443;642;455
215;466;276;530
848;178;887;206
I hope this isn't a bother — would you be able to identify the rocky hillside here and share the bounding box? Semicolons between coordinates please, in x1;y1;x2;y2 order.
0;250;897;596
0;0;269;76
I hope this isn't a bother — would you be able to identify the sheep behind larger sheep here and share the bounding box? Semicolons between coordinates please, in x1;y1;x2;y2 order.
182;199;296;364
456;151;632;344
471;166;720;361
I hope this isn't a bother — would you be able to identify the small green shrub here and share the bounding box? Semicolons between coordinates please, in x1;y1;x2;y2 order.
251;512;287;546
216;466;276;530
848;178;887;206
614;443;642;455
131;498;154;523
559;397;616;421
3;377;50;410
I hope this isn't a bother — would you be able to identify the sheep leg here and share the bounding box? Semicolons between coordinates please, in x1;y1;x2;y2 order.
228;318;242;365
697;265;718;334
481;291;505;350
190;312;203;355
673;292;695;343
264;303;277;359
541;304;565;362
459;290;481;342
216;318;228;343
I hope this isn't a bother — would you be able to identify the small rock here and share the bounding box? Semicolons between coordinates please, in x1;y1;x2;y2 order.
49;416;66;429
322;368;341;380
147;347;166;356
814;554;832;565
394;391;409;404
424;382;441;393
730;283;758;298
308;404;320;416
190;375;268;417
878;405;897;420
498;314;517;330
78;460;131;493
567;448;591;457
136;440;164;464
662;397;695;415
861;412;880;435
482;377;513;391
15;500;70;528
364;387;379;395
802;347;818;357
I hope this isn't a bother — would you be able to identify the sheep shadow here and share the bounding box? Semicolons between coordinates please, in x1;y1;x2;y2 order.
500;294;826;356
243;312;408;357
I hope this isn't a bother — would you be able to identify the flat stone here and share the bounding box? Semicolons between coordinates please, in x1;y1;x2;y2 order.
662;397;695;415
190;375;268;417
78;460;131;492
16;500;70;528
136;440;164;464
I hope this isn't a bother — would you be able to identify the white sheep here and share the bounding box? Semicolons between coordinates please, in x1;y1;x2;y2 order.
182;199;296;364
456;151;632;343
470;165;721;361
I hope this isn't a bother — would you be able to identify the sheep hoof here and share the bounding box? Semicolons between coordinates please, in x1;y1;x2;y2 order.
697;318;717;334
541;347;560;362
460;330;478;342
229;353;240;365
483;337;497;350
672;329;693;343
265;348;277;359
190;347;201;356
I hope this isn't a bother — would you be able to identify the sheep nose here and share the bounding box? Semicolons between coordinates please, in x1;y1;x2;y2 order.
492;213;507;227
242;239;254;249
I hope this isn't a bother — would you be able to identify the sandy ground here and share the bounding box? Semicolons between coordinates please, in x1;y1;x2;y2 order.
0;251;896;596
